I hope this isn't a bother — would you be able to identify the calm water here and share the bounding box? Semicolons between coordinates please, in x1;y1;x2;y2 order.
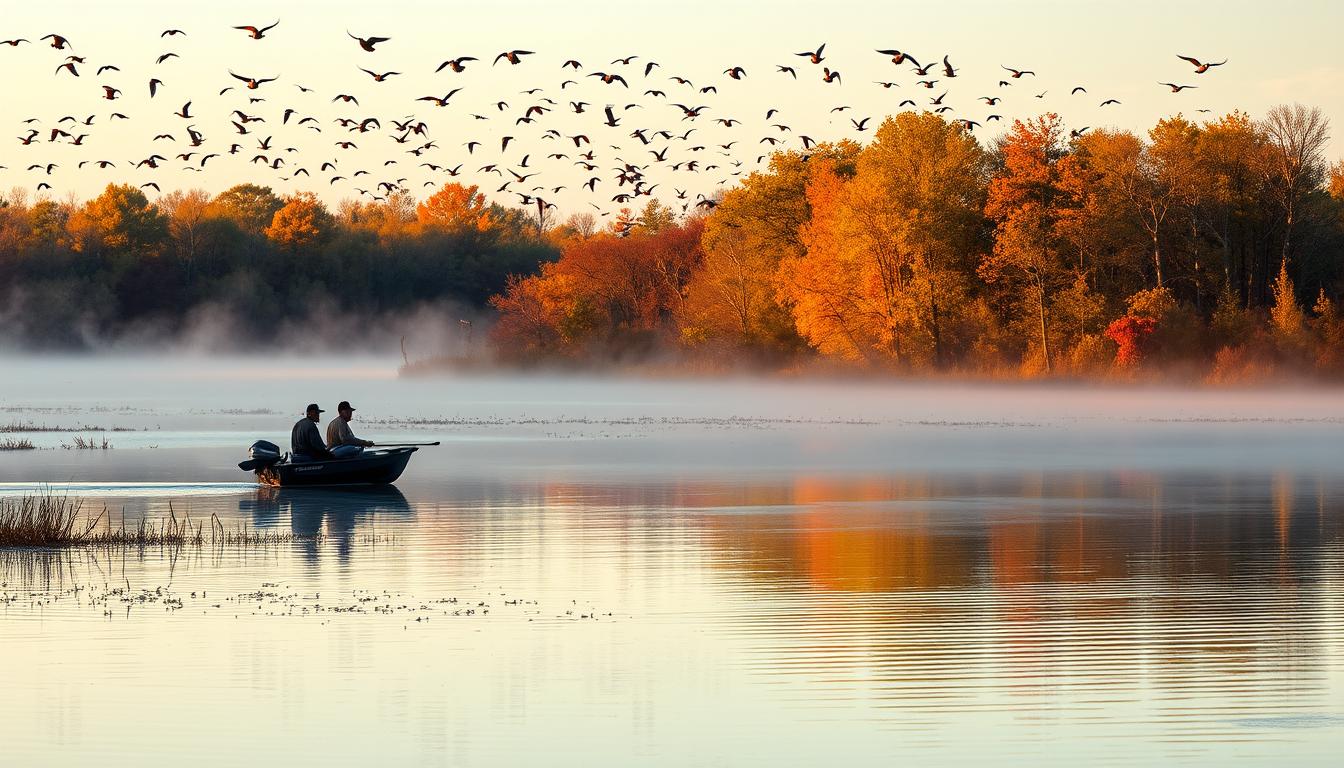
1;357;1343;766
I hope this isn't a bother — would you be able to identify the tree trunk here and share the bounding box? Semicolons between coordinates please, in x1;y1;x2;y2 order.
1152;236;1164;288
1037;283;1052;374
929;290;943;369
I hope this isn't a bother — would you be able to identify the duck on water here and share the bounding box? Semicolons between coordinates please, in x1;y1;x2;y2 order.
238;402;437;487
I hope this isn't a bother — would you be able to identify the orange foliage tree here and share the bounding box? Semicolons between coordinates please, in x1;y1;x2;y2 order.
416;183;493;232
981;114;1072;374
66;183;167;256
682;145;858;361
778;114;986;369
265;192;334;253
491;216;705;358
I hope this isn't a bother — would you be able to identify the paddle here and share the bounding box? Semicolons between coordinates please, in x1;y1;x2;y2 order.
374;441;441;447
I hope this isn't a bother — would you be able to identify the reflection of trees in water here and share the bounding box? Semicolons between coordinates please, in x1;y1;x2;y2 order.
241;486;413;564
692;469;1344;713
697;470;1344;591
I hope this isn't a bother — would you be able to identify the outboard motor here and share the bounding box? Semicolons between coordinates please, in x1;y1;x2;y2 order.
250;440;282;461
238;440;284;473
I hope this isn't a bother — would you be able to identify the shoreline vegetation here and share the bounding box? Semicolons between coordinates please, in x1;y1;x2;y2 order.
4;106;1344;385
0;494;318;548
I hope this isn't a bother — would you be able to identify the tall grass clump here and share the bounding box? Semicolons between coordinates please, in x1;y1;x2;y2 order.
62;435;112;450
0;495;100;547
1;493;320;548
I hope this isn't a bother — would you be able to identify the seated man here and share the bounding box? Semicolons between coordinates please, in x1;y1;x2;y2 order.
291;403;335;462
326;400;375;458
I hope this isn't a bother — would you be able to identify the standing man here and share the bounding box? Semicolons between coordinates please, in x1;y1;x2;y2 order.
291;403;335;462
326;400;375;458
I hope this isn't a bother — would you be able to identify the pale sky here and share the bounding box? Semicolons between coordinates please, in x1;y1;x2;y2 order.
1;0;1340;220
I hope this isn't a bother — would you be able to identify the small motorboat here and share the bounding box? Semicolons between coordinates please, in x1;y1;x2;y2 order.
239;440;430;487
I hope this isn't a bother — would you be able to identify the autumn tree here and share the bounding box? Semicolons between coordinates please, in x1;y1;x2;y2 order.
1191;112;1273;303
1260;104;1331;269
683;143;858;359
208;184;284;236
981;115;1071;374
416;183;492;231
159;189;211;266
67;183;168;257
265;192;334;253
778;119;987;369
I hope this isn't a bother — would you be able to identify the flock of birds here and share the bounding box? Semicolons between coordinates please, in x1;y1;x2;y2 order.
0;23;1228;228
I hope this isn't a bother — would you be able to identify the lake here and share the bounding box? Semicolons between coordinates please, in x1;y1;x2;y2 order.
2;356;1342;766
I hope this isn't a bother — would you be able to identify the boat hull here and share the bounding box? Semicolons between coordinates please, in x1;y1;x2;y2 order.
256;447;417;487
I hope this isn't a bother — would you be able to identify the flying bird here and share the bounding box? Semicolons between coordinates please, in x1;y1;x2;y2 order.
229;71;278;89
349;32;390;52
1177;55;1227;74
795;44;825;64
436;57;477;73
494;50;534;65
416;89;463;106
589;72;629;86
1159;82;1198;92
234;21;279;39
876;49;918;67
359;67;400;82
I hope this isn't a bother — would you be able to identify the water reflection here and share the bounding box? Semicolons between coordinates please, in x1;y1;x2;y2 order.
242;485;413;563
4;468;1342;764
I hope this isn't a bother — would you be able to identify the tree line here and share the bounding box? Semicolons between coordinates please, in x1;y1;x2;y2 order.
0;181;555;348
492;105;1344;381
2;104;1343;382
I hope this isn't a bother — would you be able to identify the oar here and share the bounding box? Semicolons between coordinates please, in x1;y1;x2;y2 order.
374;441;440;447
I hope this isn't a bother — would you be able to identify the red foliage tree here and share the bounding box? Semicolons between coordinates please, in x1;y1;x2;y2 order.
1104;316;1158;368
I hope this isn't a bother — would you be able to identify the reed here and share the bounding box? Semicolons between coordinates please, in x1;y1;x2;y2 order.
0;438;36;450
0;494;100;546
62;435;112;450
0;493;320;548
2;420;107;433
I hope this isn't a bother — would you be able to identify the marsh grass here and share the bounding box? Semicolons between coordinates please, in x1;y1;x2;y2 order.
0;438;36;450
0;494;321;548
2;420;119;433
62;435;112;450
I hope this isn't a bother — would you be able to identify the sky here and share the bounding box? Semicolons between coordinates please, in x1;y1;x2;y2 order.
1;0;1341;221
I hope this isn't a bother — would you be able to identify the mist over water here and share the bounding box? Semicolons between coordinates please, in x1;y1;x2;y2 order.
2;356;1343;765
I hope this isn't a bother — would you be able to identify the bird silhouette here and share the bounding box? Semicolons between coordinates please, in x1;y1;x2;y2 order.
359;67;400;82
589;72;629;87
1177;55;1227;74
876;49;919;67
234;21;279;39
349;32;390;52
494;50;534;65
1159;82;1198;92
416;89;463;107
795;44;826;64
436;57;477;73
229;71;277;89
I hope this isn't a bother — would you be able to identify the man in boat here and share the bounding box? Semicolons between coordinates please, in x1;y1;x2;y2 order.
291;403;336;462
326;400;376;459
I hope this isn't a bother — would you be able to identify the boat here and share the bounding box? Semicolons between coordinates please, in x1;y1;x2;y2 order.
238;440;420;487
